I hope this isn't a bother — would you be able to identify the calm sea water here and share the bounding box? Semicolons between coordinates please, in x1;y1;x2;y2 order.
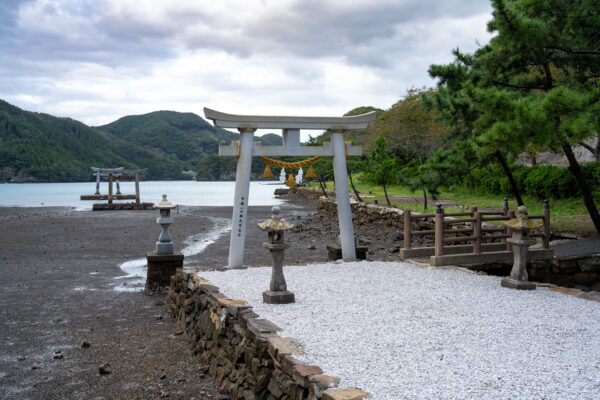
0;181;285;210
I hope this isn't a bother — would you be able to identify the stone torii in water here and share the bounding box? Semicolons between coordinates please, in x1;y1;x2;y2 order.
204;108;376;268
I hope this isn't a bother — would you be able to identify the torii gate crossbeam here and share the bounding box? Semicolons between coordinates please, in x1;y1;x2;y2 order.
204;107;376;268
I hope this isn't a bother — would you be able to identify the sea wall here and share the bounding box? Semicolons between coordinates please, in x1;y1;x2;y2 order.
529;255;600;291
166;270;370;400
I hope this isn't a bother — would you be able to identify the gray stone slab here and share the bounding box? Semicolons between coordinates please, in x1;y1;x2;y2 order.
430;249;554;267
501;277;536;290
247;318;282;337
263;290;295;304
579;291;600;302
552;236;600;258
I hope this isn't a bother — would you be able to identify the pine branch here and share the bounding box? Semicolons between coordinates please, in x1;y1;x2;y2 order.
492;80;550;90
547;46;600;55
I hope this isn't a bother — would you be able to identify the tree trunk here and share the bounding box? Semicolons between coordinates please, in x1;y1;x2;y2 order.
383;182;391;206
419;156;428;211
495;151;524;206
347;166;362;201
578;133;600;161
317;175;329;198
562;141;600;232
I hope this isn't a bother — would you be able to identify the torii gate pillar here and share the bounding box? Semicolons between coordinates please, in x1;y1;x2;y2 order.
204;108;376;268
229;128;256;267
331;130;356;260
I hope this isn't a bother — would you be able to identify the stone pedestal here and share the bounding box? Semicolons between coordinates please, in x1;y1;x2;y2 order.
263;289;295;304
501;277;536;290
263;241;295;304
327;244;367;261
501;236;536;291
146;251;184;293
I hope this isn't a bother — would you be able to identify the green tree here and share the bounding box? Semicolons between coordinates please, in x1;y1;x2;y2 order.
429;0;600;231
367;88;448;208
306;135;334;197
360;135;398;205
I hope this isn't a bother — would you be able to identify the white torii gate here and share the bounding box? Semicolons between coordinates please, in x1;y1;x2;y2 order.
204;108;376;268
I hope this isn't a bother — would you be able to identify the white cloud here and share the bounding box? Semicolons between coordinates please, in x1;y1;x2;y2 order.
0;0;494;141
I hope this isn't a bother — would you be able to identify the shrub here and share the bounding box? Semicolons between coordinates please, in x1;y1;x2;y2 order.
523;165;576;199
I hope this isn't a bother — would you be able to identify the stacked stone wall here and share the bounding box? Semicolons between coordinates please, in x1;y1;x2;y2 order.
166;270;370;400
529;255;600;291
287;187;336;200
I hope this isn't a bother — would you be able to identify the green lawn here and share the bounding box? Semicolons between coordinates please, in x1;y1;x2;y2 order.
306;178;598;234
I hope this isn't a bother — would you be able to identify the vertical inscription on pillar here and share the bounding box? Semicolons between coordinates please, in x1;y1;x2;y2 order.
238;196;245;237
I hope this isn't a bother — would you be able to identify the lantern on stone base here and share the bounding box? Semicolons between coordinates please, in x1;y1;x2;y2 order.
501;205;540;290
258;206;295;304
145;194;184;293
155;194;177;255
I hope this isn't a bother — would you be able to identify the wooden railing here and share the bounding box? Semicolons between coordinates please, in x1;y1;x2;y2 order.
401;199;551;259
433;200;550;257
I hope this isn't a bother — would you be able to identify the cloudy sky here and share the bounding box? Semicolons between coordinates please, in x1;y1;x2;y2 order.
0;0;494;132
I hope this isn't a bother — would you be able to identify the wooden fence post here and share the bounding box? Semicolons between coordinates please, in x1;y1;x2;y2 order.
503;198;509;215
403;209;412;249
543;199;550;249
434;204;444;257
474;211;482;253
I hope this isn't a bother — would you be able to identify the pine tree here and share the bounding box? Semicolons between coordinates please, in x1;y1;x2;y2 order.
430;0;600;231
360;135;398;205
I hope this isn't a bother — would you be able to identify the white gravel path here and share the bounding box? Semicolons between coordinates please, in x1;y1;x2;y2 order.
199;261;600;400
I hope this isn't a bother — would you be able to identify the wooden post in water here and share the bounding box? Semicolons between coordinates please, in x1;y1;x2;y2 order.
403;210;412;249
434;204;444;257
95;168;101;195
108;174;113;204
135;173;140;204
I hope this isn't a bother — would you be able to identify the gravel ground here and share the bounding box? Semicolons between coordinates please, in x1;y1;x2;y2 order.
199;261;600;400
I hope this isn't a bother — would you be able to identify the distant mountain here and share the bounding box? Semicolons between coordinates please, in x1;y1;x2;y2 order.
255;133;282;146
0;100;282;182
95;111;238;165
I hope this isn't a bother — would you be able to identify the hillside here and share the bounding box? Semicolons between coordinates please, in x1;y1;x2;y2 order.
96;111;238;167
0;100;283;182
0;101;192;181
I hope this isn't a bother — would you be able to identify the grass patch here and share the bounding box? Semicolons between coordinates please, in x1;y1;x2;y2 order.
306;178;598;234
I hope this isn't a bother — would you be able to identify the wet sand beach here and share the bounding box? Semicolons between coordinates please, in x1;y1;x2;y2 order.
0;195;405;399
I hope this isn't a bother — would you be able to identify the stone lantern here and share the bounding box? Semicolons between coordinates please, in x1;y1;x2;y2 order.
501;205;540;290
155;194;177;255
258;206;295;304
146;194;183;293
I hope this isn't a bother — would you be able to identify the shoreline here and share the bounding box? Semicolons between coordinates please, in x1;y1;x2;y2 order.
0;195;408;398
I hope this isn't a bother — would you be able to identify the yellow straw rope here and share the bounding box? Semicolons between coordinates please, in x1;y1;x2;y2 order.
257;155;323;169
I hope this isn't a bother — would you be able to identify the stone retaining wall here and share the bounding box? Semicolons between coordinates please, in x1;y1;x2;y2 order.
529;255;600;291
167;270;370;400
92;202;154;211
315;193;430;232
288;187;336;200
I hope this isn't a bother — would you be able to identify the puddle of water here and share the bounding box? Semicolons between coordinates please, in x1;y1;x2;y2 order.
182;217;231;257
112;217;230;292
73;286;97;291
